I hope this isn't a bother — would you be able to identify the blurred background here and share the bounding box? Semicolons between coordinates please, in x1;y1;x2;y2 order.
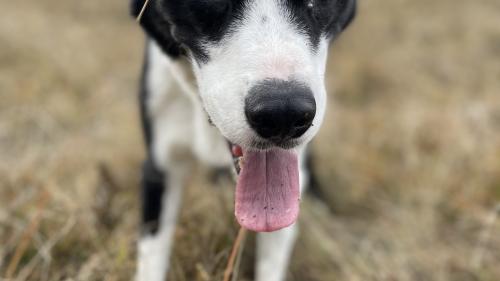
1;0;500;280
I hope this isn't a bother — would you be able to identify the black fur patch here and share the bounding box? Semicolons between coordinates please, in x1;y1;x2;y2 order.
131;0;185;58
138;41;153;147
137;44;167;235
286;0;357;49
132;0;246;62
141;159;167;235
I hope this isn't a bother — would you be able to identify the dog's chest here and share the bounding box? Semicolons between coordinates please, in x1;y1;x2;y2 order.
146;41;231;169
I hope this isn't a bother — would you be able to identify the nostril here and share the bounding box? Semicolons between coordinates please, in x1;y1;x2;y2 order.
247;108;273;128
290;113;315;139
246;108;279;138
294;112;314;128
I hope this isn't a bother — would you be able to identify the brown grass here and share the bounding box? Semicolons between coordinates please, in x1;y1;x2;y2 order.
1;0;500;280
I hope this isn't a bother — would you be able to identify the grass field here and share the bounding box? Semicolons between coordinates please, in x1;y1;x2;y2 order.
1;0;500;280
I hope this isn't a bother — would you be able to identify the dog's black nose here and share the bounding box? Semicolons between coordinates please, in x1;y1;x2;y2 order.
245;80;316;142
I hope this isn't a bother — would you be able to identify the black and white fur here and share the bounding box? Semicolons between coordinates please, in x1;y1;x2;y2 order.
131;0;355;280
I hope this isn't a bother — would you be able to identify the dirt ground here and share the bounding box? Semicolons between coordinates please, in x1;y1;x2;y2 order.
1;0;500;280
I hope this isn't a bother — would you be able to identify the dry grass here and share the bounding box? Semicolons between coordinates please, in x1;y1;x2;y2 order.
1;0;500;280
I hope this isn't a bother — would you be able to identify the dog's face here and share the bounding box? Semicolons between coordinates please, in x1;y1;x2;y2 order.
134;0;356;151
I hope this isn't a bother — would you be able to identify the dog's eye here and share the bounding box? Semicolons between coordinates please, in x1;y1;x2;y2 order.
187;0;231;32
307;0;353;30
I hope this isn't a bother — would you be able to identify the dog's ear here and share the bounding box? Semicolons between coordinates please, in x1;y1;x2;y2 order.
324;0;356;38
338;0;356;31
130;0;185;58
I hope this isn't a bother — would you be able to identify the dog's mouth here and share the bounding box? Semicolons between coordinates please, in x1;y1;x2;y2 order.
229;143;300;232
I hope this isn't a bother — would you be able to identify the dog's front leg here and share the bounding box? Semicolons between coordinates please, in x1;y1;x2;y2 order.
137;159;186;281
256;224;298;281
136;40;193;281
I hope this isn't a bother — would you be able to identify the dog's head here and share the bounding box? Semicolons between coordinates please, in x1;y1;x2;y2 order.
133;0;356;232
133;0;355;150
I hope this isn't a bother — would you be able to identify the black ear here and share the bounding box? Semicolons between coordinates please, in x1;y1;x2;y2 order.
130;0;185;58
339;0;356;30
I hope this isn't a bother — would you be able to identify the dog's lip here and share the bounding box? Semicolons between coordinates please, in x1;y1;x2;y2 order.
231;144;243;158
227;138;301;154
209;117;302;151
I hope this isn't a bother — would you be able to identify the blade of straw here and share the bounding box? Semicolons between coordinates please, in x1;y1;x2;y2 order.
136;0;151;23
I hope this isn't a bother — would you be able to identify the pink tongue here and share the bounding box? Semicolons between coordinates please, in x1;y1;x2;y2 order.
235;149;300;232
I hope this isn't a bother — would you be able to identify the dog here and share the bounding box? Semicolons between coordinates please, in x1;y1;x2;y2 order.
130;0;356;280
